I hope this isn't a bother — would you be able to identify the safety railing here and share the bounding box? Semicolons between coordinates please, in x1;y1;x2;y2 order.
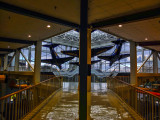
4;66;32;72
107;77;160;120
40;74;55;82
114;76;130;83
0;77;62;120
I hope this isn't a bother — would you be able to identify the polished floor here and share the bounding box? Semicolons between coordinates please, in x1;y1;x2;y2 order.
30;82;141;120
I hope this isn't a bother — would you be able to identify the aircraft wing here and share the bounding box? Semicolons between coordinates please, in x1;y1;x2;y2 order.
61;50;79;57
91;60;101;64
69;62;79;66
61;46;113;58
43;43;59;48
91;46;113;57
112;39;126;44
41;57;73;69
57;57;74;64
69;60;101;66
98;56;112;61
119;54;130;60
41;59;53;64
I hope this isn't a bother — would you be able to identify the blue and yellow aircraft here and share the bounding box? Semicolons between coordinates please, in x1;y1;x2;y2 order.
98;39;130;66
41;43;74;69
61;46;113;66
69;60;101;66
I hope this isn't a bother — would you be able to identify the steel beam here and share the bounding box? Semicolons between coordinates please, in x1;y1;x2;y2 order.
15;50;20;71
153;51;158;73
0;37;36;45
3;54;8;71
34;41;42;83
137;41;160;46
158;53;160;61
79;0;90;119
0;1;79;28
91;7;160;28
137;51;153;73
4;52;16;70
0;48;15;52
130;41;137;84
0;54;5;57
19;50;34;71
27;47;31;71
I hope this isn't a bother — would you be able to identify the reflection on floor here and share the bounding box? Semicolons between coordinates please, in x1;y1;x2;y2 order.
32;82;141;120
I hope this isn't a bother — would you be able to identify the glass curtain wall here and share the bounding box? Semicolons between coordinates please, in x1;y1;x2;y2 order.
5;30;160;73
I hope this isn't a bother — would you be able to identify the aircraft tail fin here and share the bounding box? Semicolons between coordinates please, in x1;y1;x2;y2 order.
69;60;101;66
69;62;79;66
109;61;114;66
43;43;59;49
49;47;60;59
112;39;126;45
91;60;101;65
58;65;62;69
54;50;60;59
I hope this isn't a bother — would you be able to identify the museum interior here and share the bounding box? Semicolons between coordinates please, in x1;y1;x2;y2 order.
0;0;160;120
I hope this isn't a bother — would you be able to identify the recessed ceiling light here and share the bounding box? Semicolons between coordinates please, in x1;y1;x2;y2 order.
28;35;31;38
47;25;51;28
118;24;122;27
145;38;148;40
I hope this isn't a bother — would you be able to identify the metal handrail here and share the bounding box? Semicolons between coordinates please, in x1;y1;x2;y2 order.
0;77;54;100
0;77;62;120
115;78;160;99
107;77;160;120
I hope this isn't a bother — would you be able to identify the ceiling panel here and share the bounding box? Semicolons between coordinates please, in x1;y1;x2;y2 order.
0;0;80;24
101;17;160;51
1;0;160;54
147;46;160;52
0;9;71;53
0;42;27;49
89;0;160;24
0;10;71;41
0;51;10;55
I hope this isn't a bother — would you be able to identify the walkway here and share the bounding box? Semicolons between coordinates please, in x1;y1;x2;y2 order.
24;82;142;120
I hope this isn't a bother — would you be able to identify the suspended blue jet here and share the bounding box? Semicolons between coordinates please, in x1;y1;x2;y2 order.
41;43;74;69
98;39;130;66
69;60;101;66
61;46;113;58
61;46;113;66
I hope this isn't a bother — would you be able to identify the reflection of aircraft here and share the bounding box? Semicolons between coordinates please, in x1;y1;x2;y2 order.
41;43;74;69
61;46;113;57
98;39;130;66
69;60;101;66
61;46;113;66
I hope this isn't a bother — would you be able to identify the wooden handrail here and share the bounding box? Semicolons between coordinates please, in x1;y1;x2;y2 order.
115;76;130;77
0;76;58;100
111;77;160;99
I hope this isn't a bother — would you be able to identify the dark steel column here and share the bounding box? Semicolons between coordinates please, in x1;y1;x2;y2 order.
79;0;90;120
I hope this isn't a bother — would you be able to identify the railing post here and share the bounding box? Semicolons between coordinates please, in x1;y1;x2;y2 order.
152;96;154;120
15;93;18;120
1;100;4;120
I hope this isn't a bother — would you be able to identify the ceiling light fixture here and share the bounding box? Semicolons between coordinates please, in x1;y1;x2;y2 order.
47;25;51;28
145;38;148;41
118;24;122;27
28;35;31;38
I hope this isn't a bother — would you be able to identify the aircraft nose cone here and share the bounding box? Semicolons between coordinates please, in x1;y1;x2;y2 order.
61;51;65;54
109;46;113;49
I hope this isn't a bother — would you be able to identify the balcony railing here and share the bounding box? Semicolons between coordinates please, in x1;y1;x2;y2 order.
0;77;62;120
107;77;160;120
114;76;130;83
